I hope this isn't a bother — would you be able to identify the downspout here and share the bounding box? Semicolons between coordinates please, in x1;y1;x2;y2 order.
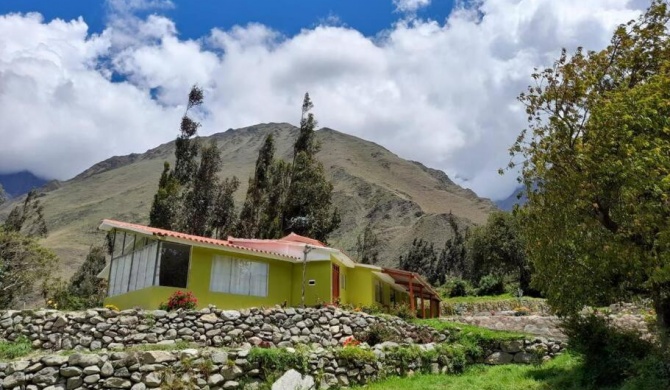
301;245;313;308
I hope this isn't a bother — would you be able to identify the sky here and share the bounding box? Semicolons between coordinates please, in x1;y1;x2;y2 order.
0;0;648;200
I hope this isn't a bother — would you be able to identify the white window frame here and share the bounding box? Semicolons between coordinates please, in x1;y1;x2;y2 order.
209;255;269;298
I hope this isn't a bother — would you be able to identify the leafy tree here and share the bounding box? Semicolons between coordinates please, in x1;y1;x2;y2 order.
4;190;48;238
356;223;380;264
149;162;180;230
466;212;531;292
260;159;291;239
211;176;240;239
182;140;223;236
0;227;57;309
282;93;340;242
237;134;276;238
173;86;203;185
437;214;468;281
45;245;108;310
399;238;437;277
508;1;670;333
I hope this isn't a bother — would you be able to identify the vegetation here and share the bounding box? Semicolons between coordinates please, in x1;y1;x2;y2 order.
508;0;670;337
0;336;32;360
0;184;6;205
43;245;107;310
4;189;48;238
158;290;198;311
356;222;380;264
0;227;57;309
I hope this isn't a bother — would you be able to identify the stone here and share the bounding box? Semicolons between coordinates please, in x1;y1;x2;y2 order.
42;355;69;366
143;372;162;387
59;366;83;377
485;352;514;365
131;383;147;390
83;365;101;375
222;364;244;380
271;369;315;390
211;351;228;364
101;361;114;377
2;372;26;388
66;377;83;390
223;380;240;389
514;352;535;364
208;373;224;386
33;366;59;385
53;316;68;328
501;340;524;353
83;374;100;384
104;377;132;388
221;310;241;321
141;351;177;364
201;313;219;323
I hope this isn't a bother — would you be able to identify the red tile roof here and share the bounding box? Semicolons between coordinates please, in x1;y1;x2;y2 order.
100;219;300;260
279;233;326;247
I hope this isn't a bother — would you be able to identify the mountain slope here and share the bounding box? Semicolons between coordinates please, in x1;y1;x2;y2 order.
0;171;48;198
495;186;528;211
1;123;496;278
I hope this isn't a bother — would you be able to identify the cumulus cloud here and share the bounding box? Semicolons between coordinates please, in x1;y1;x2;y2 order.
394;0;431;13
0;0;646;199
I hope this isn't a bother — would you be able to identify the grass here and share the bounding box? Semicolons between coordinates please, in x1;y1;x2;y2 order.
0;336;33;360
354;353;663;390
416;318;527;341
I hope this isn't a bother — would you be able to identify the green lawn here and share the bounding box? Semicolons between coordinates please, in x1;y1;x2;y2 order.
415;318;527;340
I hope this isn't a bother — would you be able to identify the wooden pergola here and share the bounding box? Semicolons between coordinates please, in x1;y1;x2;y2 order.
382;268;441;318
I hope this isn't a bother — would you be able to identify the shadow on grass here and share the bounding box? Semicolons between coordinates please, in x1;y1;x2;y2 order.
524;360;589;390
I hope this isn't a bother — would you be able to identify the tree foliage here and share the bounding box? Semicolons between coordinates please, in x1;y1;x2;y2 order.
508;1;670;329
237;134;276;238
0;184;6;206
467;212;531;292
45;246;108;310
149;86;239;238
3;190;48;238
0;227;57;309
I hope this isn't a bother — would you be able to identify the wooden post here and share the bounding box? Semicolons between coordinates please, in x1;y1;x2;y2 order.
419;285;425;319
409;276;415;312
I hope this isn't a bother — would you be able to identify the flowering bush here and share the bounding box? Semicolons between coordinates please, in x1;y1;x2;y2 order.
159;290;198;311
342;336;360;347
513;306;531;316
104;304;120;312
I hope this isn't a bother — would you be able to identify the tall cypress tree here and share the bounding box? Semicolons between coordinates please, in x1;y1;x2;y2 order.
260;159;291;239
173;86;203;185
211;176;240;239
356;223;380;264
182;140;222;236
237;134;276;238
149;162;180;230
282;93;340;242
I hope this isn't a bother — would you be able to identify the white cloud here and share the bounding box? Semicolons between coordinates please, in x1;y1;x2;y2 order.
0;0;646;199
394;0;431;13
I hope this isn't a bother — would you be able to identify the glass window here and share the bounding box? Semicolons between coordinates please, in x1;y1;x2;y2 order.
210;255;268;297
158;242;190;288
375;280;383;304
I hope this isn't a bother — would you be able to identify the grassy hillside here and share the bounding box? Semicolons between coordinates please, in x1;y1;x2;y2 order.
1;122;496;280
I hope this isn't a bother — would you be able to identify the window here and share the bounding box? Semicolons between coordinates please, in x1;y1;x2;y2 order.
390;290;397;305
158;242;190;288
210;255;268;297
107;230;191;297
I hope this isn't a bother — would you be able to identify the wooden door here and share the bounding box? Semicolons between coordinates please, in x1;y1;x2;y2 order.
332;264;340;303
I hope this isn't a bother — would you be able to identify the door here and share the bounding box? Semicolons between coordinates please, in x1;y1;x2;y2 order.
332;264;340;303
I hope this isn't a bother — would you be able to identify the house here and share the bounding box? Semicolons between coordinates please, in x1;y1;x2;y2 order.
97;219;441;318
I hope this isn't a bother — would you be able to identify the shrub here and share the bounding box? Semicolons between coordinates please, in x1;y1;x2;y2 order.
476;274;505;296
160;290;198;311
562;314;662;387
447;278;474;297
513;306;531;316
356;322;401;346
389;303;416;320
334;346;376;364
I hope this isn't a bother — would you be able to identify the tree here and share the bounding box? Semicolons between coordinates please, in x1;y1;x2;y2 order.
4;190;48;238
237;134;276;238
466;212;531;292
0;227;57;309
356;223;380;264
260;159;291;239
149;162;180;230
173;86;203;185
508;1;670;333
211;176;240;239
283;93;340;242
399;238;437;278
182;140;223;236
0;184;6;206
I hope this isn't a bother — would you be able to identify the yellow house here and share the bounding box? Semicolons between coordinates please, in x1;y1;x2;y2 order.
98;219;441;317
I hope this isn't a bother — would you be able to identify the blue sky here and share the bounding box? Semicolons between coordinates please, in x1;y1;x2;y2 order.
0;0;645;199
0;0;455;38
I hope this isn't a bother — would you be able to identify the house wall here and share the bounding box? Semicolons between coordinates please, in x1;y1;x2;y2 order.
346;267;374;307
106;245;295;310
289;260;332;306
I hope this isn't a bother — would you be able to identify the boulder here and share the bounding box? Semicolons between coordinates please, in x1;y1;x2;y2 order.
271;369;315;390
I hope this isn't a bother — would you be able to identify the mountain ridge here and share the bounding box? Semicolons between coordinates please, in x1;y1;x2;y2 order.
1;122;497;282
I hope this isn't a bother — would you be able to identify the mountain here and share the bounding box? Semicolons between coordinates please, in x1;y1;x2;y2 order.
0;171;48;198
495;186;528;211
0;123;497;280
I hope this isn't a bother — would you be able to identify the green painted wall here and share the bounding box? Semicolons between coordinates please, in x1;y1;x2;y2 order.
346;267;374;307
107;244;295;310
290;261;332;306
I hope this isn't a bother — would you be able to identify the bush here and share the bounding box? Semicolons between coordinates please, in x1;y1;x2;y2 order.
159;290;198;311
0;336;32;360
389;303;416;320
562;314;663;387
355;322;401;346
447;278;474;297
476;274;505;296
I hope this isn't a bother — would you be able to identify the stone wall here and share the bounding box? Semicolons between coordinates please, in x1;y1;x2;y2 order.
0;307;447;352
0;339;564;390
